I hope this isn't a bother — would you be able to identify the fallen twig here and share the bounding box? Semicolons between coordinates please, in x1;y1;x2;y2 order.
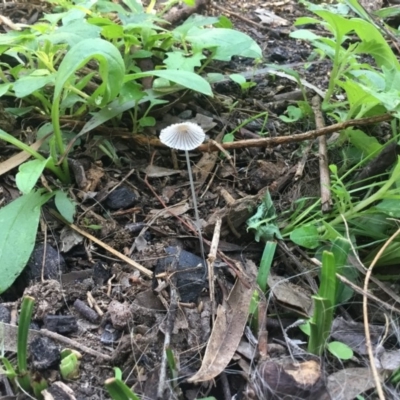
312;95;332;212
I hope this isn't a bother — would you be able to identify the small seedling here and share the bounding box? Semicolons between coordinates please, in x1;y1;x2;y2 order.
0;296;49;397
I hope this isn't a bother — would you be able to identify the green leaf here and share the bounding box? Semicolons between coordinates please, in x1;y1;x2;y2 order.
229;73;246;86
327;341;353;360
319;251;336;306
139;116;156;127
186;28;262;61
40;21;102;46
290;225;320;249
164;51;205;72
54;38;125;106
0;190;52;294
127;69;213;96
247;191;282;241
55;190;76;223
279;105;303;122
105;378;140;400
258;241;276;292
13;71;56;98
16;158;49;194
345;129;382;156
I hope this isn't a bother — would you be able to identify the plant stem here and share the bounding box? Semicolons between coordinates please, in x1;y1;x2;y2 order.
185;150;207;274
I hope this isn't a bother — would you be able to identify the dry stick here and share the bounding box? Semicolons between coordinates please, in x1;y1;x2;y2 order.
157;285;178;399
312;95;332;212
212;2;271;32
208;217;222;323
50;210;152;277
363;228;400;400
295;140;314;179
40;329;112;361
196;113;393;152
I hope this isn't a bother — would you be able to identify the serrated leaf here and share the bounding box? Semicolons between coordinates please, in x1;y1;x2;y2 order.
0;190;52;293
55;190;76;223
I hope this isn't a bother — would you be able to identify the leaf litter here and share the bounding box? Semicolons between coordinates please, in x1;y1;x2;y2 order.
0;0;400;399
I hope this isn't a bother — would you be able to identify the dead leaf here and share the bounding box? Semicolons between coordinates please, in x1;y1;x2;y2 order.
60;227;83;252
268;274;313;317
331;317;384;355
147;201;189;219
252;359;329;399
0;135;49;177
144;165;182;178
187;274;255;382
255;8;290;26
327;368;378;400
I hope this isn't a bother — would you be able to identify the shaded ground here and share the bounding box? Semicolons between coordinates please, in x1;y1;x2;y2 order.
0;0;398;399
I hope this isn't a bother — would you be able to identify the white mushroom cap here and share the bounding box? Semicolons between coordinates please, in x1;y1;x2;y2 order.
160;122;205;151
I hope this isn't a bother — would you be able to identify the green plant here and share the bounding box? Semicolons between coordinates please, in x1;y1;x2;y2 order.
0;296;49;397
105;368;140;400
60;349;81;380
229;73;257;92
247;191;280;330
0;0;262;294
300;251;353;359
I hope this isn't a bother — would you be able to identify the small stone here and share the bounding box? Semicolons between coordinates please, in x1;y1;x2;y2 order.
29;336;60;371
25;243;67;282
73;299;100;323
100;323;122;345
156;246;206;303
44;315;78;334
0;305;11;323
104;187;136;210
93;261;111;286
108;300;132;330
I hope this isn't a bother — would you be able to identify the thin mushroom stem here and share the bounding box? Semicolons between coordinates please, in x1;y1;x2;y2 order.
185;150;206;275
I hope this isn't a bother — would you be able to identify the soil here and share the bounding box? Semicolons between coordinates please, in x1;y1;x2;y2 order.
0;0;396;400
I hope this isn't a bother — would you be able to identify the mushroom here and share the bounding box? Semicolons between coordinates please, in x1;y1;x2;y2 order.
159;122;206;270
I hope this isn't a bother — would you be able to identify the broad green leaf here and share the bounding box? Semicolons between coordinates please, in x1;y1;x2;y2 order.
186;27;262;61
375;198;400;218
327;341;353;360
346;129;382;156
229;73;246;86
40;21;102;46
16;158;49;194
0;190;53;293
0;83;11;97
290;29;320;41
55;190;76;223
174;15;220;36
127;70;213;96
13;72;56;98
54;38;125;106
164;51;205;72
290;225;320;249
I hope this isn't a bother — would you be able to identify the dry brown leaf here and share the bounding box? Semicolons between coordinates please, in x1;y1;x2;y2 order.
268;274;313;317
187;274;255;383
0;135;49;177
327;368;378;400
